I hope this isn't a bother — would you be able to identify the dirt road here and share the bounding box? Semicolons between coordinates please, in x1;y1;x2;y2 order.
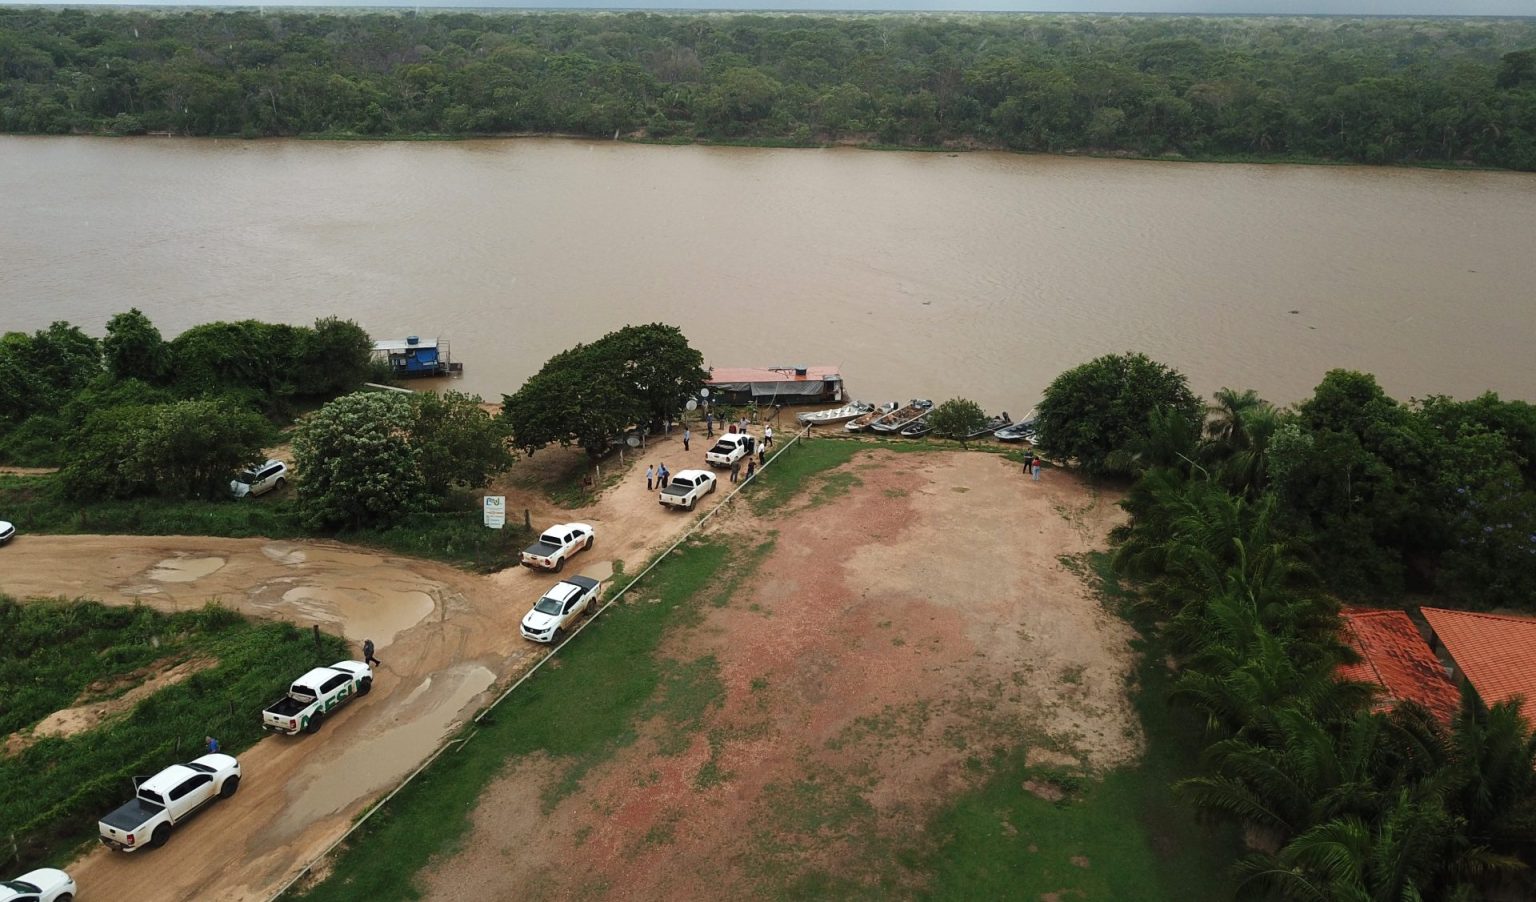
0;432;726;901
422;450;1140;900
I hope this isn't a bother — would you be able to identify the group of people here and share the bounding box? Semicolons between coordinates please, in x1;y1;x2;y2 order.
646;463;671;490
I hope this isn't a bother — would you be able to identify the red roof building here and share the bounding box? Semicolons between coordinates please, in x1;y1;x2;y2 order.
1338;608;1460;724
1421;607;1536;728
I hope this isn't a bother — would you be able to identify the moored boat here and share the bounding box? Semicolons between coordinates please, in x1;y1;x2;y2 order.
798;400;875;425
955;411;1012;441
994;415;1038;443
870;399;934;434
900;414;934;438
845;402;897;433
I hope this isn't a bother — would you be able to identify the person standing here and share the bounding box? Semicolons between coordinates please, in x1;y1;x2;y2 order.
745;457;756;480
646;464;655;491
757;445;766;465
660;464;670;488
205;735;220;755
364;638;381;668
1031;456;1042;481
706;412;714;437
764;425;773;448
730;458;741;484
683;427;691;452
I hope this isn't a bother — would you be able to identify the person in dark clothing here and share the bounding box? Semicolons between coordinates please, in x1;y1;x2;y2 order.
745;457;756;480
364;638;381;668
758;446;766;465
730;458;741;483
683;427;691;452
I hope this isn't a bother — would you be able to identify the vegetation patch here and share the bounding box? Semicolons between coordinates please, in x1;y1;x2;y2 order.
0;596;349;868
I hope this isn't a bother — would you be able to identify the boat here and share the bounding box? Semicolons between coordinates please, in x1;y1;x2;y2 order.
845;402;898;433
798;400;875;426
900;414;934;438
954;411;1012;441
994;416;1038;443
870;399;934;434
371;336;463;378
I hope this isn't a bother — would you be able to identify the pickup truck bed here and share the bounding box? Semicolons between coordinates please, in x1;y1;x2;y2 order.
659;485;692;499
265;695;311;717
101;798;164;832
524;541;561;558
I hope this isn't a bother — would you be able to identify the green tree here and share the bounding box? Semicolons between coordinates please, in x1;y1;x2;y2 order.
927;398;987;447
410;391;514;495
1036;352;1201;476
293;392;427;530
296;317;374;396
102;308;167;382
588;324;707;430
58;398;268;500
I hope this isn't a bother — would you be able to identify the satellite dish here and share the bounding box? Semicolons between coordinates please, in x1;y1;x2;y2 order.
699;388;710;398
685;399;698;411
626;435;640;448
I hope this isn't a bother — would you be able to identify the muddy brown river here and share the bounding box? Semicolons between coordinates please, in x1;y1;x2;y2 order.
3;136;1533;410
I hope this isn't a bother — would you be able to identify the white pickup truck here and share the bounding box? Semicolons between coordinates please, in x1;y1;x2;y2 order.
520;576;604;643
261;661;373;735
520;522;595;572
659;469;717;510
704;433;752;468
98;753;241;852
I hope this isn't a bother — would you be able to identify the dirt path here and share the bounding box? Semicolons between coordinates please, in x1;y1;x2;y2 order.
420;451;1140;900
0;429;732;902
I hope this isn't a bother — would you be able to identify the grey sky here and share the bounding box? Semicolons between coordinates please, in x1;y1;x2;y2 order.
11;0;1535;15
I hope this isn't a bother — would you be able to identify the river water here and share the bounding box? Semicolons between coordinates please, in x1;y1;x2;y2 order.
3;136;1533;412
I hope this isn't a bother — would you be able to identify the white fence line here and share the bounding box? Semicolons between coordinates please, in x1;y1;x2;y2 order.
268;423;812;900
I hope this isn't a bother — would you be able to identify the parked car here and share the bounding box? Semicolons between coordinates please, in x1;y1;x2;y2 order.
520;523;595;572
520;576;603;643
1;868;75;902
660;469;717;510
0;520;14;546
262;661;373;735
704;433;751;468
98;753;241;852
230;459;288;498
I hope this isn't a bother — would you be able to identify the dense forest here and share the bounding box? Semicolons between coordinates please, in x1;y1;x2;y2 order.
2;10;1536;168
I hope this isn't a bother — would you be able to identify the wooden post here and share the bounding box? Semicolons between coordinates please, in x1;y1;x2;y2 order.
313;624;321;649
524;508;532;530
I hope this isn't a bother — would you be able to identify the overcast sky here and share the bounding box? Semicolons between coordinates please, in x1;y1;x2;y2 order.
11;0;1534;15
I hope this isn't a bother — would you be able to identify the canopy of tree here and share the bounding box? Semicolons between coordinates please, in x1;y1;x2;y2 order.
2;10;1535;169
501;323;706;459
0;313;374;494
293;389;513;530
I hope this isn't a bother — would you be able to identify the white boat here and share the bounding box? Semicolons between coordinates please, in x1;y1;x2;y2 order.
845;402;898;433
798;401;874;425
870;399;934;434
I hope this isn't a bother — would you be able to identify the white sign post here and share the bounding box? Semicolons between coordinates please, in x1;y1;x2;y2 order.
483;495;506;529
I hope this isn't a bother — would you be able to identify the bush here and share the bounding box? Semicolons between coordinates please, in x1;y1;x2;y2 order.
1036;352;1201;476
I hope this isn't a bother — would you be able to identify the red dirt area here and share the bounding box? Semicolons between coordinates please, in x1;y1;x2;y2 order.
421;449;1140;900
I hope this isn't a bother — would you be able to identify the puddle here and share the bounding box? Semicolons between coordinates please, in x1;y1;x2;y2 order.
276;586;435;648
146;555;227;583
261;543;308;565
582;559;616;582
269;663;497;836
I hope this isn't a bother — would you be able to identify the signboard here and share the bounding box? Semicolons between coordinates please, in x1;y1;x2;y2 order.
483;495;506;529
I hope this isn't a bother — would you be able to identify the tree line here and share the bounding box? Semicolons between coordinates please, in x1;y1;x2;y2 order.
1033;353;1536;898
3;9;1536;169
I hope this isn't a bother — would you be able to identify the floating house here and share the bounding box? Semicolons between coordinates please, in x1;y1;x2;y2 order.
704;366;843;406
371;336;462;378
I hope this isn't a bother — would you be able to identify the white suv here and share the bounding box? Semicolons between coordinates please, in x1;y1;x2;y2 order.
231;459;288;499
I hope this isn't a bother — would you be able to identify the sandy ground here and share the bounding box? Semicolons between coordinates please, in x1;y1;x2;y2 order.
0;428;732;902
420;449;1140;901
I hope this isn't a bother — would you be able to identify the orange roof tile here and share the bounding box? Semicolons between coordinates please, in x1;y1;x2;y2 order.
706;366;841;384
1338;609;1460;724
1422;607;1536;727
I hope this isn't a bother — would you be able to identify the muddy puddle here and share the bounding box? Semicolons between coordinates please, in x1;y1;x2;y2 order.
272;586;435;648
147;555;227;582
266;663;497;838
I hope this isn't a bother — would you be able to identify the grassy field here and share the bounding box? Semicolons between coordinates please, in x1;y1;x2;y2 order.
0;596;350;869
0;474;530;572
290;537;744;901
919;554;1241;901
